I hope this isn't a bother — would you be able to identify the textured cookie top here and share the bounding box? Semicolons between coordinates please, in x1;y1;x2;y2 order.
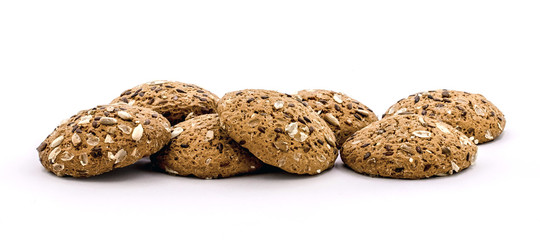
110;80;219;125
296;89;378;148
37;104;172;177
151;114;264;179
383;89;505;144
341;114;478;179
217;89;339;175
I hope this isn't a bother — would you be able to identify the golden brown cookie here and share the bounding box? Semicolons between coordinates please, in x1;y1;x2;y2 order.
110;80;219;125
217;89;339;175
37;104;172;177
296;89;378;148
151;114;265;179
341;114;478;179
383;89;505;144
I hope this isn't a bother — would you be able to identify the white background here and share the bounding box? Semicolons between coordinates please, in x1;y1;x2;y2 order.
1;0;538;239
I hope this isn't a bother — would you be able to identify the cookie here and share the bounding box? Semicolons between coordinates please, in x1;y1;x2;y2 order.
341;114;478;179
151;114;264;179
217;89;339;175
37;104;172;177
110;80;219;125
296;89;378;148
383;89;505;144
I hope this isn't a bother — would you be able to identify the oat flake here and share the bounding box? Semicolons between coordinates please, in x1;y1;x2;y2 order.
333;94;343;103
485;130;494;140
60;151;74;161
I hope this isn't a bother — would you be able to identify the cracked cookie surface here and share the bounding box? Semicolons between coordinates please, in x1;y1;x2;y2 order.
296;89;378;148
37;104;171;177
110;80;219;125
151;114;264;179
217;89;339;175
383;89;505;144
341;114;478;179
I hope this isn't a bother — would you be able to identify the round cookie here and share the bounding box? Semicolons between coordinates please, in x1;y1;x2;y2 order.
151;114;264;179
37;104;172;177
341;114;478;179
383;89;505;144
110;80;219;125
217;89;339;175
296;89;378;148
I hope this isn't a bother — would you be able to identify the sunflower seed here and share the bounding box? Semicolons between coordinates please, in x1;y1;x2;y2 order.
395;108;408;115
117;111;133;120
50;136;64;148
387;106;396;115
185;112;195;120
132;124;143;141
436;122;451;134
399;143;415;154
323;113;340;127
48;147;62;163
171;127;184;138
100;117;117;125
356;109;370;117
78;115;93;125
412;130;432;138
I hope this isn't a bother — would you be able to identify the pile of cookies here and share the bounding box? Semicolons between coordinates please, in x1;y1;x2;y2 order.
37;81;505;179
